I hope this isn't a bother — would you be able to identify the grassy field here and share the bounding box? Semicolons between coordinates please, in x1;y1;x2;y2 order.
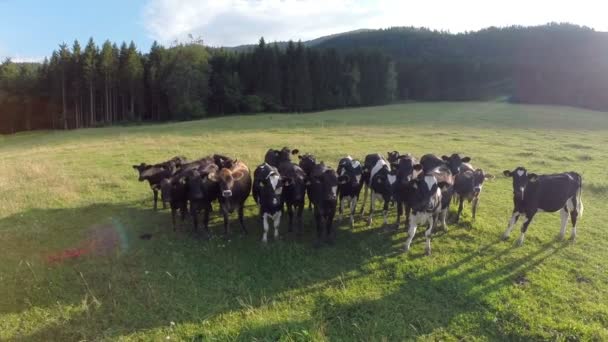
1;101;608;341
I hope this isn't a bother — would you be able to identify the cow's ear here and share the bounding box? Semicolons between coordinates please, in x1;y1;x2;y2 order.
528;173;539;182
233;171;245;181
132;165;139;170
503;170;512;177
338;175;350;184
291;149;299;155
462;157;471;163
298;155;303;160
413;164;423;171
441;155;449;161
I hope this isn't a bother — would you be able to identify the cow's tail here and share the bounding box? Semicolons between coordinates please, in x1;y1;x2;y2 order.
574;172;584;217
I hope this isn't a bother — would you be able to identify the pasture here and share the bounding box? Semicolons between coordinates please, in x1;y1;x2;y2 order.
1;101;608;341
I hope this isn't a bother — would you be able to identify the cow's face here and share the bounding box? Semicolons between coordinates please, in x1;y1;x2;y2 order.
337;157;362;185
413;174;441;211
503;167;535;201
298;154;316;175
132;163;152;181
397;158;421;184
314;170;338;202
442;154;471;175
472;169;494;195
160;178;173;203
387;151;400;166
186;170;204;200
283;174;306;202
372;167;397;199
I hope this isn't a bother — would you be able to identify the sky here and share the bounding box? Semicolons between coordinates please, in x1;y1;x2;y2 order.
1;0;607;62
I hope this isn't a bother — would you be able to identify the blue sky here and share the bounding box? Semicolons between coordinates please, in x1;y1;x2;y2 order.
2;0;607;62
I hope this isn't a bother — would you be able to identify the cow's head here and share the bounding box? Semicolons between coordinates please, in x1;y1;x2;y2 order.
371;167;397;200
503;167;538;201
387;151;400;167
396;158;422;184
160;178;174;204
185;170;204;200
132;163;152;181
412;174;441;211
337;157;362;185
282;168;306;202
313;168;338;202
442;154;471;175
255;168;284;206
207;168;246;213
471;169;494;195
298;153;316;175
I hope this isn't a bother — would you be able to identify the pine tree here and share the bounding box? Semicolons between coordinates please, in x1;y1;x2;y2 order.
58;43;71;129
83;38;97;126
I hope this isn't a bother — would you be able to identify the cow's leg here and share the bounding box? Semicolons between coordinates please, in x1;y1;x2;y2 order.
296;203;304;236
569;197;579;241
314;209;323;247
326;211;336;245
153;189;159;210
274;212;281;240
516;213;535;246
180;203;187;222
203;204;211;236
262;213;269;243
559;207;569;240
287;204;294;232
440;208;448;232
349;196;357;229
382;200;389;227
238;205;247;235
396;201;403;229
367;192;375;227
171;207;177;231
471;195;479;220
502;211;520;240
405;205;411;227
191;201;199;233
338;196;345;221
404;214;418;252
359;184;369;215
456;196;464;223
425;215;435;256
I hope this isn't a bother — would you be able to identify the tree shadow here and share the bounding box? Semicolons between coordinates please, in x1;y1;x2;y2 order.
0;201;399;341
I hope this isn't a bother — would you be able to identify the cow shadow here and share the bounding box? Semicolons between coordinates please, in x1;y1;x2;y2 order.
0;200;401;341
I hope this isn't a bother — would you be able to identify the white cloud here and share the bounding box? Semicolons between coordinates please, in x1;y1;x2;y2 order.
143;0;608;47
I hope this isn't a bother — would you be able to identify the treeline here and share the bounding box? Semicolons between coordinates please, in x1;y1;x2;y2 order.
2;23;608;134
0;38;396;133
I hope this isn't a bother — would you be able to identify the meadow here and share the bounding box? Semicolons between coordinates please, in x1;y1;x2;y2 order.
1;101;608;341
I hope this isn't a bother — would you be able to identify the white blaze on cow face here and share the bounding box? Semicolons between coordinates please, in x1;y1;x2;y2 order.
268;173;280;190
331;186;338;197
387;174;397;185
355;175;361;183
516;170;525;177
424;175;437;191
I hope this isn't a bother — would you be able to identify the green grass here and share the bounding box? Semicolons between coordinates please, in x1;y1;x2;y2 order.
1;101;608;341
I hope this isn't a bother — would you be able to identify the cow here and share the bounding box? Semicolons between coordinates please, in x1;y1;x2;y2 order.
133;156;185;210
264;147;299;168
403;171;444;255
336;156;363;229
392;156;422;229
502;167;583;246
252;163;284;242
298;153;317;210
359;154;394;227
453;169;493;223
441;153;474;175
160;175;188;232
278;162;307;235
207;160;252;236
308;162;338;247
188;163;221;236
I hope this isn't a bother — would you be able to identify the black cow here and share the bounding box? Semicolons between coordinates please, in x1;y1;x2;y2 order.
264;147;299;168
403;172;444;255
160;175;188;231
278;162;307;235
298;153;317;210
188;163;221;236
253;163;284;242
454;169;493;222
309;162;338;246
392;156;422;229
336;156;363;229
133;156;185;210
502;167;583;245
207;161;252;235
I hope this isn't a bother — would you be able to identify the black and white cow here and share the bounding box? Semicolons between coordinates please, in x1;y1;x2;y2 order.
278;162;307;234
453;169;493;222
253;163;284;243
387;151;402;171
207;161;252;236
392;156;422;229
298;153;317;210
359;154;387;214
336;156;363;228
502;167;583;245
403;171;444;255
309;162;339;246
442;153;473;175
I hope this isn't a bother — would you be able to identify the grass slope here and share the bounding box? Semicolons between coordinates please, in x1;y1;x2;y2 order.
1;102;608;341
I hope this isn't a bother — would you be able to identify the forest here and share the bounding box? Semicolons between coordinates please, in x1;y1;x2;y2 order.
1;23;607;134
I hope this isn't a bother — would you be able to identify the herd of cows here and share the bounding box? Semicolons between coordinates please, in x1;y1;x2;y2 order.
132;147;584;254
